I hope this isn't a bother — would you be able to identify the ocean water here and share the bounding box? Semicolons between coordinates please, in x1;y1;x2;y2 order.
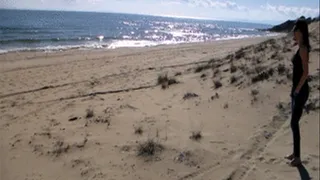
0;9;277;53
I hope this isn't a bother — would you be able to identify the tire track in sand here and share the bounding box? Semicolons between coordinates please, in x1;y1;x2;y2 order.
178;103;291;180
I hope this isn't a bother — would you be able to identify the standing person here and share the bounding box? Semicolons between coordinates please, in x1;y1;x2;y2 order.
285;19;310;167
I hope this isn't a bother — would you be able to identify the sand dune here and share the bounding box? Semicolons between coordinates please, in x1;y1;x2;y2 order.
0;23;319;180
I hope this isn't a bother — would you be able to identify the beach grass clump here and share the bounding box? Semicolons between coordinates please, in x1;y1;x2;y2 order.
251;89;259;96
211;92;219;100
168;78;179;85
85;108;94;119
305;98;320;113
157;73;179;89
134;126;143;135
50;140;70;157
200;73;207;78
235;47;246;59
183;92;199;100
195;64;212;73
276;102;286;112
190;131;202;141
157;74;169;85
213;68;220;76
251;72;269;83
213;80;223;89
254;41;269;53
270;52;279;59
137;139;164;157
254;66;266;74
225;54;234;60
230;75;238;84
251;96;258;104
267;68;274;76
230;64;237;73
175;72;182;76
277;64;286;75
251;68;274;84
250;89;259;104
282;47;292;53
94;116;111;125
286;71;293;80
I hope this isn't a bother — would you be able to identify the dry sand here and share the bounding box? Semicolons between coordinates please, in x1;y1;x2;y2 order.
0;22;319;180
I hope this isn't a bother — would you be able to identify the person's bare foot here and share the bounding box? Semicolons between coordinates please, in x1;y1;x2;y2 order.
289;157;302;167
285;154;295;160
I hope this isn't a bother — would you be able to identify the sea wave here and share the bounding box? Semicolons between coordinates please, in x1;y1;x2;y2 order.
0;36;109;44
0;33;280;54
108;40;158;49
0;42;110;54
0;26;34;31
107;33;278;49
0;49;8;54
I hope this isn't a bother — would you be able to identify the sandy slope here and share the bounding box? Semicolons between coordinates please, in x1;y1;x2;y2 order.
0;23;319;180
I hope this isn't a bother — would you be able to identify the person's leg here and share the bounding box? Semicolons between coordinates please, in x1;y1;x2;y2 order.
289;91;309;166
285;99;296;161
291;105;303;158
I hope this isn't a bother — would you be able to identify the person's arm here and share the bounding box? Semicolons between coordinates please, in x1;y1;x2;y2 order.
294;46;309;94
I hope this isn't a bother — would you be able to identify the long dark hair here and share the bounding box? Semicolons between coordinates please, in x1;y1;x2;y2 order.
293;19;311;52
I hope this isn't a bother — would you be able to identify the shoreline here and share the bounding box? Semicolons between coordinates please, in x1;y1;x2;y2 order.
0;35;282;73
0;35;284;61
0;34;283;56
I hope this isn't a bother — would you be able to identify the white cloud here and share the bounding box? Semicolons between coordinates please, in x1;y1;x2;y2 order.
87;0;103;4
183;0;247;11
160;0;182;6
262;3;319;18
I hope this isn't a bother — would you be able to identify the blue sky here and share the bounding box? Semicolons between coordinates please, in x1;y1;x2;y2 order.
1;0;319;24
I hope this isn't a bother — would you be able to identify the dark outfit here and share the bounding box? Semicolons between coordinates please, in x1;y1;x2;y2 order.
290;48;309;158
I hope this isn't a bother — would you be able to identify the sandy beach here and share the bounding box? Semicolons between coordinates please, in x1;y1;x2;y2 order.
0;22;319;180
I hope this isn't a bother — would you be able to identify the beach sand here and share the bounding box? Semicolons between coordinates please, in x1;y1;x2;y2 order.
0;22;319;180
